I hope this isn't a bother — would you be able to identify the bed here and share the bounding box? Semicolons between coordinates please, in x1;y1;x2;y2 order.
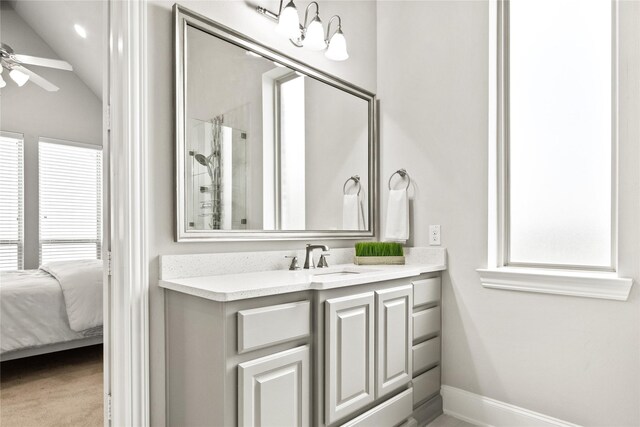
0;260;103;361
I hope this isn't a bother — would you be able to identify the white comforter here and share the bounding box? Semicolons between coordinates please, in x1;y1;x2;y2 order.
0;261;103;354
40;260;103;331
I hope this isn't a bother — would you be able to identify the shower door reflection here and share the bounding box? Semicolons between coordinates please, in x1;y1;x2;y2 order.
186;117;247;230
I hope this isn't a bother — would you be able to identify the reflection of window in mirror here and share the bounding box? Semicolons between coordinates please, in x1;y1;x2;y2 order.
276;74;306;230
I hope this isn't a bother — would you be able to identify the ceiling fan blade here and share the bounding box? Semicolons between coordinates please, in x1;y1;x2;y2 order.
15;66;59;92
13;54;72;71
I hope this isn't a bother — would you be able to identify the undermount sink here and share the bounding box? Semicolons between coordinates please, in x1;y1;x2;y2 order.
312;270;362;278
309;266;380;282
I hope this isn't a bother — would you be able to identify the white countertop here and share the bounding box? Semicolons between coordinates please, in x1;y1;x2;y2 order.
159;263;446;302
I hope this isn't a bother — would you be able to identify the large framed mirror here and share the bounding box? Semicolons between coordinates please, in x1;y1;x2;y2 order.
174;5;377;241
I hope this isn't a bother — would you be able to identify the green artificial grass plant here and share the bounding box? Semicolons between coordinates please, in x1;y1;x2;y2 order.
355;242;404;257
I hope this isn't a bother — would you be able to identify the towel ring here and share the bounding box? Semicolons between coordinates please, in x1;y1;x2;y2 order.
343;175;362;196
388;169;411;190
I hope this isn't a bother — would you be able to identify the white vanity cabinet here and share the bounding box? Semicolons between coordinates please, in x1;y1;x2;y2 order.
317;281;415;427
409;275;443;423
165;290;314;427
375;285;413;397
325;292;376;423
164;270;443;427
238;345;310;427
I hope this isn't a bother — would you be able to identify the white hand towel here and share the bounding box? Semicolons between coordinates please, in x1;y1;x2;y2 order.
384;189;409;242
343;194;365;230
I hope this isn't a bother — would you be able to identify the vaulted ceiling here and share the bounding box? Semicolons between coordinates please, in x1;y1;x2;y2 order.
10;0;104;100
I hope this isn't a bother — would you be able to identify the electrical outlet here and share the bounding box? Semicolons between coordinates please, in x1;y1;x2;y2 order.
429;225;441;246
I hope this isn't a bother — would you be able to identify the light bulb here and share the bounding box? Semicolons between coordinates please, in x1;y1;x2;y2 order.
276;1;300;40
9;69;29;87
0;74;6;88
303;16;326;51
325;29;348;61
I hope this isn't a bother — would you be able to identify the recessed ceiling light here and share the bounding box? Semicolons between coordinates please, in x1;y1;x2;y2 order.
74;24;87;39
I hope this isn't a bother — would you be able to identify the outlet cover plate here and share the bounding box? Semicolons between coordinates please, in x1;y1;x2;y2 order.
429;225;441;246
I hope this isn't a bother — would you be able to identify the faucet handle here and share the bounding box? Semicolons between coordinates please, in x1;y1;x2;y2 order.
317;253;330;268
285;255;300;270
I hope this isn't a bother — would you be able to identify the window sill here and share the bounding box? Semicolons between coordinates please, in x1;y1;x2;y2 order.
477;267;633;301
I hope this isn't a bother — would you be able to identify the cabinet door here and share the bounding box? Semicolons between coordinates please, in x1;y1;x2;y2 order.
238;345;310;427
376;285;413;397
325;292;375;424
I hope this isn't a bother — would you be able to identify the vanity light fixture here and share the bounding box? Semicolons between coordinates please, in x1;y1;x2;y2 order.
256;0;348;61
325;16;348;61
300;3;326;51
275;0;301;39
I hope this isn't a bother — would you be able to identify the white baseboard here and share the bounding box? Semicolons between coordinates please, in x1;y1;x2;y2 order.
441;385;581;427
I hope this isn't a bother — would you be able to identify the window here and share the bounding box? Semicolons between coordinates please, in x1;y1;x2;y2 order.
479;0;632;300
503;0;614;270
276;73;306;230
39;138;102;264
0;132;24;271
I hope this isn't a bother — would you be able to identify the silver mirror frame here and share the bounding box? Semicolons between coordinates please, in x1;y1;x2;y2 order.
174;4;378;242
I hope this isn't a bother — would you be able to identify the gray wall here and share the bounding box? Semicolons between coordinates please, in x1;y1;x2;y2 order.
0;5;102;270
147;1;377;424
304;77;369;230
377;1;640;426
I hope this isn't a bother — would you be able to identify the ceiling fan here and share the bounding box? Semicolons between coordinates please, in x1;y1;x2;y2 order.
0;43;73;92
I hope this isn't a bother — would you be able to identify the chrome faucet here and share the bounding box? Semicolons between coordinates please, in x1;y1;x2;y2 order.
304;244;330;269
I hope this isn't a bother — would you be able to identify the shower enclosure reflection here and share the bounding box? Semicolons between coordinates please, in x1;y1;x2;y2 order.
187;118;247;230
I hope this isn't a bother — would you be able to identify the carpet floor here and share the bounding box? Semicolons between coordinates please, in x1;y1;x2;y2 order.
1;345;103;427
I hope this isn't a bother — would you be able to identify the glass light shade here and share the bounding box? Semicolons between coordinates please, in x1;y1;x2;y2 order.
9;69;29;87
303;17;326;51
276;2;300;40
325;30;348;61
0;74;5;88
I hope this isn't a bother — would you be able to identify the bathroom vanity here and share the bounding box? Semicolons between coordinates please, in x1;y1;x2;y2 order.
160;250;445;427
167;6;445;425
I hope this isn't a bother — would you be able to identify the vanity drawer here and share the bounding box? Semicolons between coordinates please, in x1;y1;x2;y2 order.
340;388;413;427
412;366;441;407
237;301;310;353
412;336;440;375
412;306;441;342
412;278;441;308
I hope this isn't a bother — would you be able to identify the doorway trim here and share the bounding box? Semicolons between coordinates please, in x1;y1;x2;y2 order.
106;0;149;425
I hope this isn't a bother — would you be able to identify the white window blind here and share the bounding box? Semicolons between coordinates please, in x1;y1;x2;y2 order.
39;139;102;264
0;132;24;271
